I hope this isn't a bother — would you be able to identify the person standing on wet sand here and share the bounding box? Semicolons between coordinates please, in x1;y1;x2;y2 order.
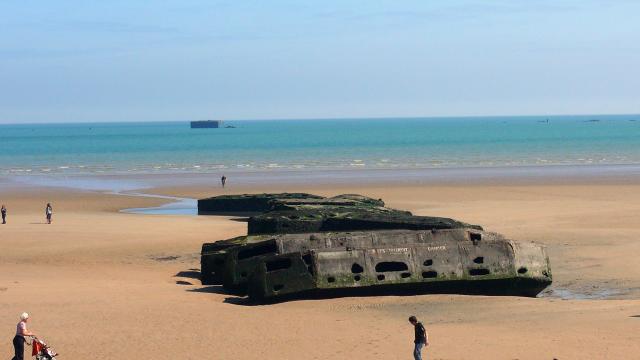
45;203;53;224
221;175;227;188
409;316;428;360
1;204;6;224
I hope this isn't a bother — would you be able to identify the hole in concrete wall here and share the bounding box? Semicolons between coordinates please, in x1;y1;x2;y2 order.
273;284;284;291
265;258;292;272
469;268;490;276
238;241;278;260
354;275;361;281
240;272;247;278
422;271;438;278
518;267;528;274
377;274;385;281
401;272;411;278
473;256;484;264
302;254;314;275
375;261;409;272
351;263;364;274
470;233;482;242
327;277;336;283
423;259;433;266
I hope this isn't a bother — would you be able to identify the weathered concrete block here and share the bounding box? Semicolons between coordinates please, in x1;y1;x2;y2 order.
248;206;481;235
246;230;552;302
197;193;324;215
197;193;551;302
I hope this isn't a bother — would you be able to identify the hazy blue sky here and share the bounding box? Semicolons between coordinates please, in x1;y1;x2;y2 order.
1;1;638;123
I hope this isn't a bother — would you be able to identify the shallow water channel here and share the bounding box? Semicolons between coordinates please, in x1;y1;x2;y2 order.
119;192;197;215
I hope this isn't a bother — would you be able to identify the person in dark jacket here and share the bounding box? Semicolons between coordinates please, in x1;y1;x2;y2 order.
409;316;429;360
1;204;6;224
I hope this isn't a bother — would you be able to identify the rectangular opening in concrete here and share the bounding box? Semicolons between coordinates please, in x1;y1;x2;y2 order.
469;268;490;276
422;271;438;278
238;241;278;260
376;261;409;272
375;261;409;272
266;258;292;272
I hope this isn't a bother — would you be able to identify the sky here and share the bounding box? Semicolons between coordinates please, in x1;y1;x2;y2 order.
0;0;639;123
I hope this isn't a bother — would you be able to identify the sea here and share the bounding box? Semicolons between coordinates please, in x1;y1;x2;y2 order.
1;115;640;177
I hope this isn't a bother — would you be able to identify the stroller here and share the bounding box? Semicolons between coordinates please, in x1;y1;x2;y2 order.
28;336;59;360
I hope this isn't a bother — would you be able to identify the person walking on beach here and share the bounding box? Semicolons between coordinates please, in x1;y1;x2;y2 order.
1;204;6;224
221;175;227;188
45;203;53;224
409;316;428;360
12;312;36;360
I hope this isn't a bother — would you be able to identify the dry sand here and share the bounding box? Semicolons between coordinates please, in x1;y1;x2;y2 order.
2;180;640;359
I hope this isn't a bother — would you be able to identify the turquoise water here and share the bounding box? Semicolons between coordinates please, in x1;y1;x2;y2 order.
1;115;639;176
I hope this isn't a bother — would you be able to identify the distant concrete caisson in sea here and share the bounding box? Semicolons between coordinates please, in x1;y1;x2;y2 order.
190;120;224;128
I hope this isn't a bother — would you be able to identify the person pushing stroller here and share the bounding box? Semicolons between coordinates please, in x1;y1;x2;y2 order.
11;312;58;360
12;312;36;360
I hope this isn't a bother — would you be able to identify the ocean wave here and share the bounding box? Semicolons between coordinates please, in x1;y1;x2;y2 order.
3;156;640;176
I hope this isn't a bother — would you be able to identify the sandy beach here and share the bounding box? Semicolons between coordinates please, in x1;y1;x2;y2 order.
4;0;640;358
2;173;640;359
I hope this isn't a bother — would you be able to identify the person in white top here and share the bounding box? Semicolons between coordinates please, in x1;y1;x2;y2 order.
12;312;36;360
45;203;53;224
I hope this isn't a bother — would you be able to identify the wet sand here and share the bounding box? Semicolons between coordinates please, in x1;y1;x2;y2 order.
2;175;640;359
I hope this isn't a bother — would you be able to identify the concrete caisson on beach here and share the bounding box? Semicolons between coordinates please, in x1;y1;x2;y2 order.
198;193;552;302
247;205;481;235
197;193;325;215
199;193;481;286
246;229;551;301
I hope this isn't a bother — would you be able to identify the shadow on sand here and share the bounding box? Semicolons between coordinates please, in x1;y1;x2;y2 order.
175;270;201;279
176;268;482;306
176;268;258;305
178;266;553;306
186;285;256;305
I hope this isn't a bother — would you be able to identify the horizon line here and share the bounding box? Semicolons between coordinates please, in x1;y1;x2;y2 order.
1;112;639;126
